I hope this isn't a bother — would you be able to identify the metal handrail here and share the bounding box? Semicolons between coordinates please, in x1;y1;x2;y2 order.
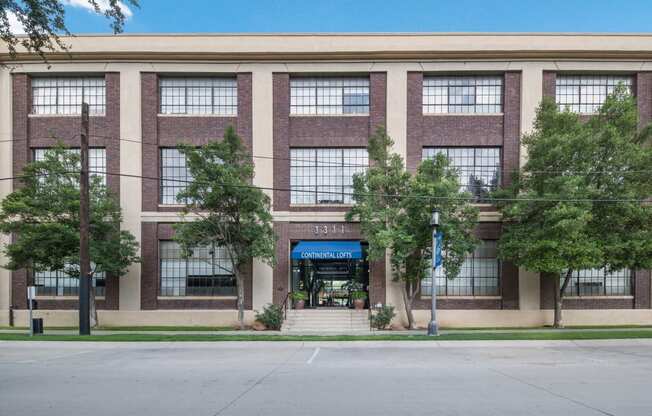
282;291;291;321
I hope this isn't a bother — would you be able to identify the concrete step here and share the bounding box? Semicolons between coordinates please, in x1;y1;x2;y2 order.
282;309;371;333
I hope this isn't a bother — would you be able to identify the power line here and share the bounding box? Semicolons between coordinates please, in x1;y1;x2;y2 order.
0;169;649;203
3;134;652;175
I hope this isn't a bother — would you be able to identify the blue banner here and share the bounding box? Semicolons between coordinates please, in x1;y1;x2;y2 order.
433;231;443;268
291;241;363;260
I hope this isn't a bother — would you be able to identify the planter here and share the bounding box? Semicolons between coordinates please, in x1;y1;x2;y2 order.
353;298;365;310
294;300;305;310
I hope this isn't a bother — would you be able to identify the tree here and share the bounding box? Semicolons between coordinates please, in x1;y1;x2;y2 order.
0;145;139;327
173;126;276;329
1;0;138;61
347;127;479;329
496;88;652;328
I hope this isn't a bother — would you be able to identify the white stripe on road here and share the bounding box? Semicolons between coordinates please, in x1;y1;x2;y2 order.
306;347;320;365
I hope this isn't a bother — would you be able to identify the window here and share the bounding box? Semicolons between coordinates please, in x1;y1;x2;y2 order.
33;148;107;185
423;76;503;114
34;269;105;297
160;148;192;205
556;75;633;114
422;147;501;200
290;77;370;115
562;268;632;297
290;148;368;205
159;241;236;297
32;77;106;115
421;241;500;297
159;77;237;115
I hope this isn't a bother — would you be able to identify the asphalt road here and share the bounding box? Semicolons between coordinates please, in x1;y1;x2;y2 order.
1;340;651;416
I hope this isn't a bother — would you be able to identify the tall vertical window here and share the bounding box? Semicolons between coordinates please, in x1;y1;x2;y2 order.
556;75;633;113
32;77;106;115
159;77;237;115
562;269;632;296
421;241;500;297
290;77;370;115
34;269;105;297
422;147;501;200
160;148;192;205
33;148;107;184
159;241;236;297
290;148;368;205
423;76;503;114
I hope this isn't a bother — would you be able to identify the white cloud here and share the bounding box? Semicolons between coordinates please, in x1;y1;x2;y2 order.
63;0;133;19
7;11;26;34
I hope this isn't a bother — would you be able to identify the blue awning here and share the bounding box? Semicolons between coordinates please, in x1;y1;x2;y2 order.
291;241;363;260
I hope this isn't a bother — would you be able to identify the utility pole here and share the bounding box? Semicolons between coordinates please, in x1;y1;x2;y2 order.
79;102;91;336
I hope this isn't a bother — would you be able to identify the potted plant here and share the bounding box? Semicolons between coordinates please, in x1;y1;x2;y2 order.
351;290;367;310
290;291;308;309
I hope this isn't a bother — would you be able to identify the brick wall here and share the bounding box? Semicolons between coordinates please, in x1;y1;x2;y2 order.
10;73;120;310
272;72;387;212
141;72;252;212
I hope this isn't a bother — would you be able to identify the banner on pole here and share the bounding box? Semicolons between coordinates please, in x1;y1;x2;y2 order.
433;231;443;268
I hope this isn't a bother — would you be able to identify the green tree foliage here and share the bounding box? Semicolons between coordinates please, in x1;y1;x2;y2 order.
173;126;276;328
0;145;140;326
496;87;652;327
1;0;138;61
347;127;479;329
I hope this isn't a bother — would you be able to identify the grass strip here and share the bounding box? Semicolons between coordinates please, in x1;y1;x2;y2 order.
2;330;652;342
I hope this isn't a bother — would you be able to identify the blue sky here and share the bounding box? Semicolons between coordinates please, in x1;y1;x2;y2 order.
62;0;652;33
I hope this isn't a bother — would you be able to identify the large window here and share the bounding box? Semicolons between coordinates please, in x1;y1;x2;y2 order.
32;77;106;115
290;77;370;115
34;269;105;297
556;75;633;114
159;77;237;115
423;76;503;114
33;148;107;185
290;148;368;205
562;269;632;297
422;147;500;200
421;241;500;297
159;241;236;297
160;148;192;205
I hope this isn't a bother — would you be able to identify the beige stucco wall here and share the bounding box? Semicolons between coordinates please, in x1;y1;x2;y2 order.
0;68;12;326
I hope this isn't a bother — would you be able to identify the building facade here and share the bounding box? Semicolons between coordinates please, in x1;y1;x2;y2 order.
1;33;652;328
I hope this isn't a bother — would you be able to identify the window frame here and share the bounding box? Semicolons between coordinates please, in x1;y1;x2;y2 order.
32;147;107;185
421;240;501;297
562;268;633;297
555;74;634;114
31;76;106;116
33;269;106;297
422;75;504;115
158;240;237;297
290;77;370;116
158;77;238;116
422;147;501;201
159;148;192;205
289;147;369;205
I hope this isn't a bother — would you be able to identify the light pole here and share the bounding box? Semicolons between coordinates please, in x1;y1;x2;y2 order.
428;209;440;336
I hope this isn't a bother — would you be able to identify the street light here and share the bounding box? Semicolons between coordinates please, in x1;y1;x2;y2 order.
428;209;440;336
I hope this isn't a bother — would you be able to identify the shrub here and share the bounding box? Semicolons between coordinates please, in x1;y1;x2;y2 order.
351;290;368;300
255;304;284;330
289;291;307;301
371;305;396;330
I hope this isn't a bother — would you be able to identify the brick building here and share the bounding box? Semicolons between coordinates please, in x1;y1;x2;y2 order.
1;33;651;328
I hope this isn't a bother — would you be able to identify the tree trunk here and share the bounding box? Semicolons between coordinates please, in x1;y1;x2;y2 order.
553;270;573;329
236;271;245;330
89;277;98;328
401;282;416;330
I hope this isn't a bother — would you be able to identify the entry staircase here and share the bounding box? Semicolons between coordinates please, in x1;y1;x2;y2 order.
281;309;370;333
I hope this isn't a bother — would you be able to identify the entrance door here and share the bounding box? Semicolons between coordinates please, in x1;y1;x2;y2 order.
290;243;369;308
